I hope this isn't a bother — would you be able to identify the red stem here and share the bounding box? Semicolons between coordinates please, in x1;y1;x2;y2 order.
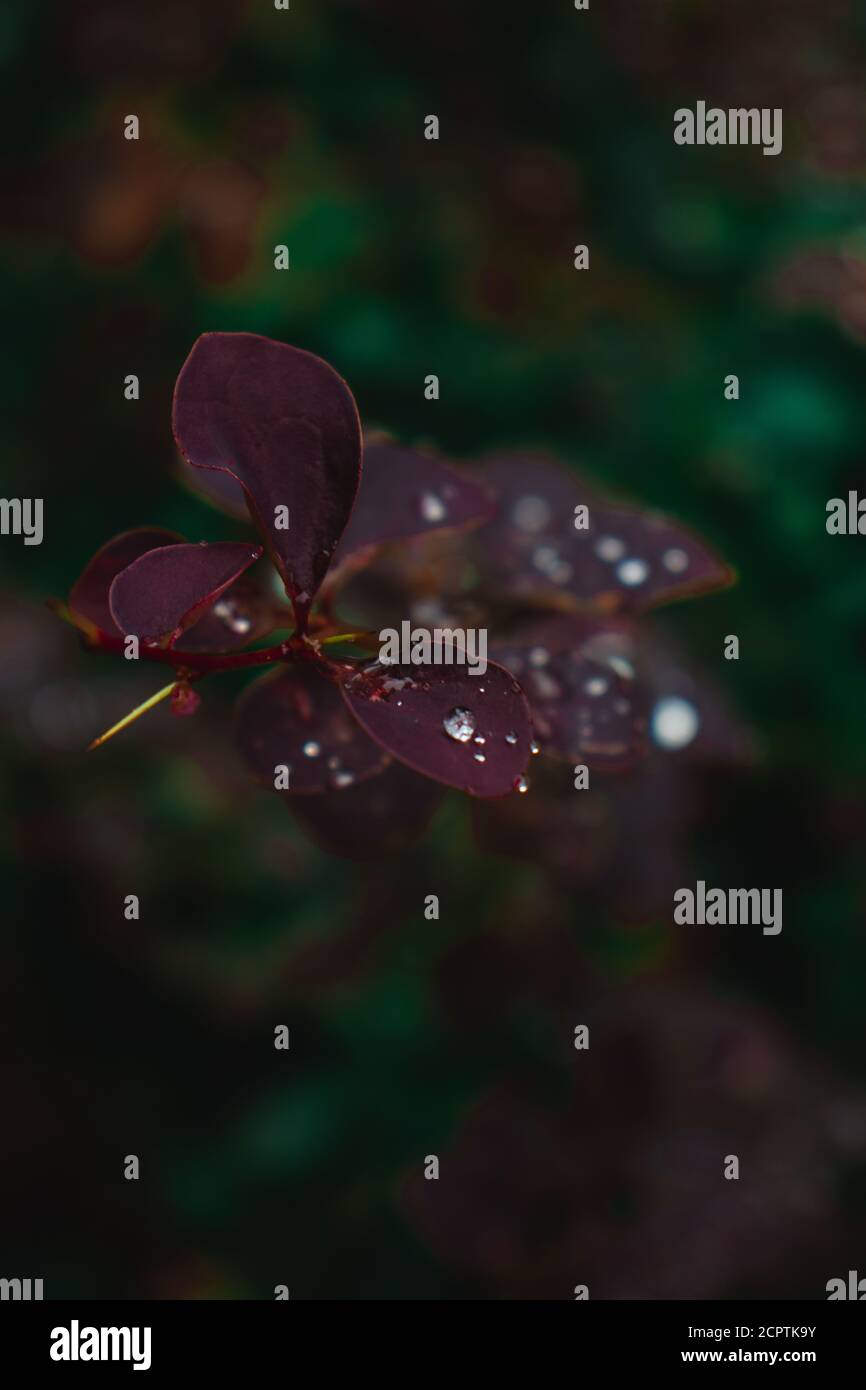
80;626;377;680
84;632;311;676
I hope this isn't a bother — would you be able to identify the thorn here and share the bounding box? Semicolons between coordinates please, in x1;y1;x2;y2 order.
87;682;177;751
320;630;376;647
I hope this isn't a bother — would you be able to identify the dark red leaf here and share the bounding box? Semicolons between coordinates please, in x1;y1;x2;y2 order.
332;528;484;635
175;454;249;521
173;572;276;653
475;452;732;613
340;657;532;796
109;540;262;644
473;454;588;606
480;450;601;529
329;441;495;576
68;528;183;636
172;332;362;629
493;615;648;769
235;663;389;794
565;506;734;611
68;527;182;638
289;760;444;858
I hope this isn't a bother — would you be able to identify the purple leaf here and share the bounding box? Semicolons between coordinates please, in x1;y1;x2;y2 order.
480;450;601;530
473;450;598;596
331;528;483;635
109;540;263;644
340;657;532;796
68;527;182;638
563;506;734;612
493;615;648;769
474;452;732;613
329;441;495;576
172;332;362;629
175;454;249;521
173;572;275;653
234;663;390;794
289;760;444;858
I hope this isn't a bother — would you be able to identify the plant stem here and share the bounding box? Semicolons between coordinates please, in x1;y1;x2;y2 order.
85;632;298;673
52;596;375;679
320;630;377;647
80;630;376;674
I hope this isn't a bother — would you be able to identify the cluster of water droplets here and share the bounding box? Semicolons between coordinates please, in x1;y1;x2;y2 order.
591;529;691;589
212;597;253;635
531;542;573;586
441;707;533;789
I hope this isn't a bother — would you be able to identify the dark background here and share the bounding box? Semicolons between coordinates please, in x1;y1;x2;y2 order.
2;0;866;1299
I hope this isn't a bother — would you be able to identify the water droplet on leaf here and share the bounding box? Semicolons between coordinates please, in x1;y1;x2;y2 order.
595;536;626;562
212;599;253;635
651;695;699;750
616;557;649;586
662;547;689;574
443;707;476;742
420;491;447;523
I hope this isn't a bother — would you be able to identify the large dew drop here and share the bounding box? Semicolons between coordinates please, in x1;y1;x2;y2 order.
420;491;448;523
651;696;699;750
616;557;649;587
213;599;253;635
443;707;476;743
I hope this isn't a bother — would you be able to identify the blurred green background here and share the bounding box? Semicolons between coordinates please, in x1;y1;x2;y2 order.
2;0;866;1299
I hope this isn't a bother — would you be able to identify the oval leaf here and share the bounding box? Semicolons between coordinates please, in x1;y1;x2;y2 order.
340;657;532;797
68;527;182;638
235;663;390;794
565;506;734;612
172;332;362;629
475;453;732;613
330;442;495;575
173;572;275;653
109;540;262;644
